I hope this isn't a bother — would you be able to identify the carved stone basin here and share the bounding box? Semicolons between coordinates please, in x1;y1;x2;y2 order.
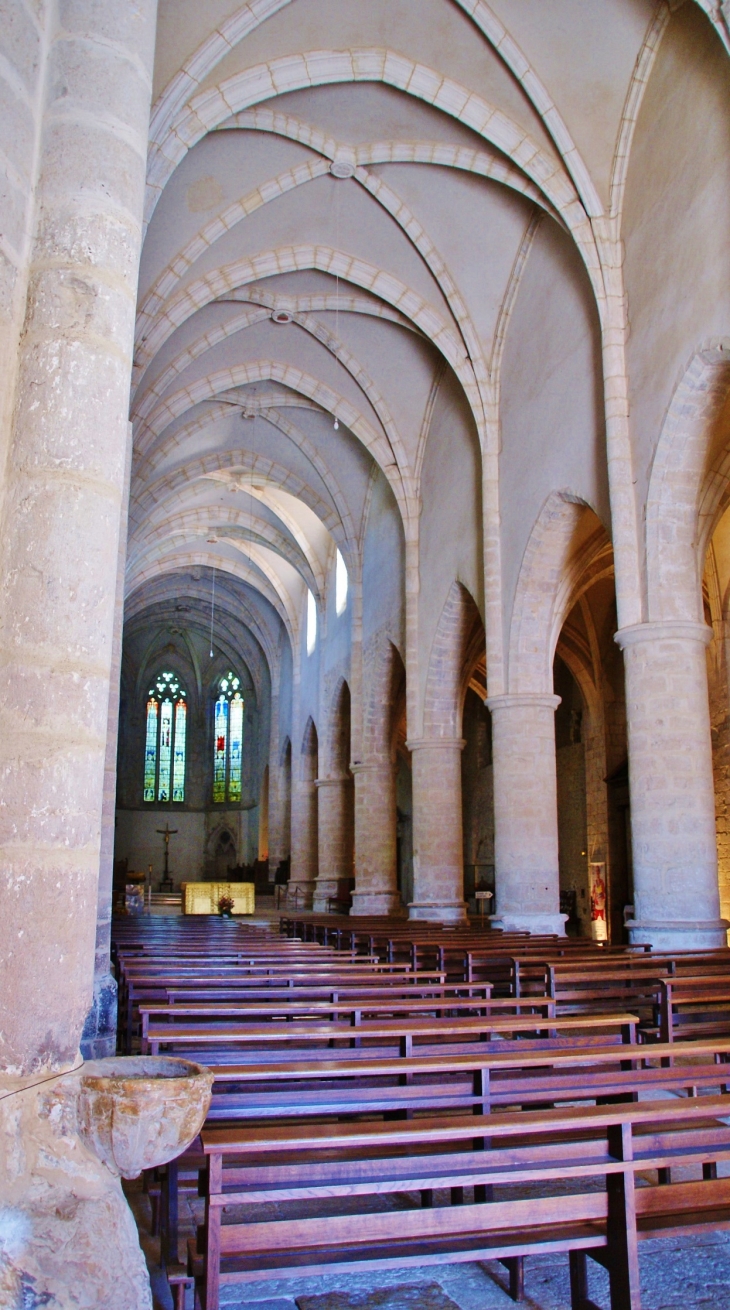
75;1055;213;1179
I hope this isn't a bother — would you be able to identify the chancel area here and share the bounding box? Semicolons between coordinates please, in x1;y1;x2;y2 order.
3;1;730;1307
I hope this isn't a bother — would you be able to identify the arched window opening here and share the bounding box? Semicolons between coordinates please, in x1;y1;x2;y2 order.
307;589;317;655
213;671;244;803
143;671;187;803
335;548;348;616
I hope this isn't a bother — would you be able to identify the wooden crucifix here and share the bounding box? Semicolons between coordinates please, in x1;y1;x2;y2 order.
156;822;178;890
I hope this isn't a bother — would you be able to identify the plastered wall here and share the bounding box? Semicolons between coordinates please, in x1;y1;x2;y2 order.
499;216;608;675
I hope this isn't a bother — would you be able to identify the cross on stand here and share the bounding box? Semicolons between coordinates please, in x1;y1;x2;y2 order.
156;822;178;893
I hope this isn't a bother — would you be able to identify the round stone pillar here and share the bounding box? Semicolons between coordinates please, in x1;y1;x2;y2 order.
408;738;467;922
487;694;567;935
313;775;353;911
351;761;402;915
0;0;157;1078
289;771;318;908
0;2;160;1305
616;621;728;949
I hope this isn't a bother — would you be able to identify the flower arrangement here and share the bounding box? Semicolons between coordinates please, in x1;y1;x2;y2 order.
217;894;235;917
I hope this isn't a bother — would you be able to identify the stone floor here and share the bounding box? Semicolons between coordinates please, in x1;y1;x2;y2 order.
126;1172;730;1310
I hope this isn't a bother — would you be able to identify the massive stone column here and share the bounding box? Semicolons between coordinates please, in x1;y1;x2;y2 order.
0;0;156;1072
351;761;402;914
487;694;567;935
81;424;133;1060
289;739;318;908
0;1;159;1304
266;685;289;873
408;738;467;922
616;621;728;949
313;775;353;910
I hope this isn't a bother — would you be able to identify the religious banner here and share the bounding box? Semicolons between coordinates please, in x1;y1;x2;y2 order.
589;862;608;942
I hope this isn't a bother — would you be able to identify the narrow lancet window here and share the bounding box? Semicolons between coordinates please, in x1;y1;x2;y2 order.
213;672;244;803
143;699;158;802
307;589;317;654
172;701;187;803
142;671;187;803
335;548;348;615
213;694;229;803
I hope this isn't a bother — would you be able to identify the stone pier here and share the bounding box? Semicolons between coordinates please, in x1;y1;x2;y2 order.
351;761;402;915
313;775;353;910
616;621;729;950
0;0;159;1302
487;695;567;935
408;739;468;922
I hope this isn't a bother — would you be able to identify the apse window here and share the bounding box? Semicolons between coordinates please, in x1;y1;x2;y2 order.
143;671;187;803
335;548;348;616
213;671;244;804
307;589;317;655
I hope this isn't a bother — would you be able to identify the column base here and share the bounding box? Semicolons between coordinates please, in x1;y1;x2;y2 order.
627;919;729;951
350;891;405;917
408;900;468;924
284;881;315;911
0;1070;152;1310
489;911;568;936
312;879;341;913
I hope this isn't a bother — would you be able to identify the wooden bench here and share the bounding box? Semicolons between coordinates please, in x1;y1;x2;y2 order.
120;965;446;1053
154;1035;730;1265
654;976;730;1043
191;1094;730;1310
139;992;546;1048
142;1010;639;1060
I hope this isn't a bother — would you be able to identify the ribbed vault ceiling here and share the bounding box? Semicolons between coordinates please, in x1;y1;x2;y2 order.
128;0;722;659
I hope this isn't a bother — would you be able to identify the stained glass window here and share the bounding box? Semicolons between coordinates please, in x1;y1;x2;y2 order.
213;672;244;803
143;699;158;801
213;694;228;804
158;699;173;801
172;701;187;803
229;693;243;802
142;671;187;803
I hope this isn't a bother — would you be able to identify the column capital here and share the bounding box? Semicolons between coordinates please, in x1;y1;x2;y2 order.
314;775;351;788
406;736;465;752
486;693;561;713
615;620;713;650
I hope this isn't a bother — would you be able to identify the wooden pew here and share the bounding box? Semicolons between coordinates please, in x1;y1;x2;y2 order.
655;976;730;1043
155;1035;730;1265
191;1095;730;1310
142;1009;639;1060
138;992;539;1049
201;1035;730;1121
119;962;446;1053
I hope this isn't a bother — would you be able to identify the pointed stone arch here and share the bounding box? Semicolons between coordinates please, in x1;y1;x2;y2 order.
361;636;406;761
645;343;730;622
422;582;486;739
509;492;612;694
324;678;352;777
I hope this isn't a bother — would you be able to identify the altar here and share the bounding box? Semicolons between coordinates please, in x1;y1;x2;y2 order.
181;881;255;915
